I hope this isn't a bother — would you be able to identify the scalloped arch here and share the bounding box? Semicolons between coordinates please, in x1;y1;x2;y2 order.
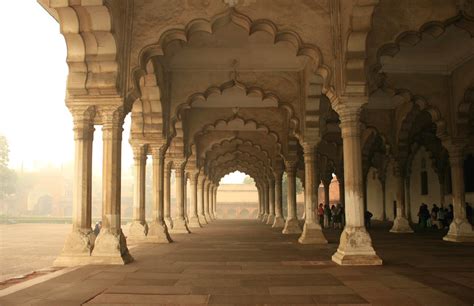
370;13;474;89
134;9;331;90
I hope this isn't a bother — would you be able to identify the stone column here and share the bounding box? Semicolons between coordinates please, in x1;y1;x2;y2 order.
323;180;330;207
204;180;212;222
213;184;218;219
163;161;173;229
210;184;216;220
147;146;172;243
443;144;474;242
338;177;345;206
390;163;413;233
405;176;412;221
188;172;202;228
92;107;132;264
381;180;387;221
197;175;208;224
171;160;191;233
266;178;276;225
283;161;302;234
331;106;381;265
55;107;95;266
299;144;327;244
128;145;148;240
261;182;269;223
258;184;264;220
272;169;285;228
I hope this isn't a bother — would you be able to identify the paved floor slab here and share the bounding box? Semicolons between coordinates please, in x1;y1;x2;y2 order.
1;220;473;305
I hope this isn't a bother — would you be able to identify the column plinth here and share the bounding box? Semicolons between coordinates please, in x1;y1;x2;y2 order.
331;105;381;265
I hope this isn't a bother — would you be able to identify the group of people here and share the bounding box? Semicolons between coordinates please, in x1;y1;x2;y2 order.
317;203;345;229
417;202;473;229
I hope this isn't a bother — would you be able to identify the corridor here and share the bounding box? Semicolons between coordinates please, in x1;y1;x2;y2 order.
1;220;473;305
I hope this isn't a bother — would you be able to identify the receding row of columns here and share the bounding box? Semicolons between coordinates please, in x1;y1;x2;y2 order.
129;153;220;240
55;108;221;266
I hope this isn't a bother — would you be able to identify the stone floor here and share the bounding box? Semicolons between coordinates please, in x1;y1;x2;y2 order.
0;220;473;305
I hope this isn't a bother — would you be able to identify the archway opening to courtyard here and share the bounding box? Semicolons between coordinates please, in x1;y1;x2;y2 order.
216;171;258;219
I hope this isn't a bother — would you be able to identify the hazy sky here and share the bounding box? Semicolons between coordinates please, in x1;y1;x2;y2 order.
0;1;244;184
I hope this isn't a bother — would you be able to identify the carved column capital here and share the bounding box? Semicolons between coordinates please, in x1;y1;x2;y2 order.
132;145;147;164
70;106;96;140
284;160;298;173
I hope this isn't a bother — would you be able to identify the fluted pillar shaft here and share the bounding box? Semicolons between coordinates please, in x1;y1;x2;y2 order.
163;162;173;229
272;170;285;228
55;108;96;266
128;145;148;239
188;173;202;228
282;161;302;234
147;147;172;242
92;107;132;263
331;105;381;265
197;176;208;224
171;160;190;233
204;181;212;221
390;163;413;233
443;144;474;242
266;179;276;224
299;144;327;244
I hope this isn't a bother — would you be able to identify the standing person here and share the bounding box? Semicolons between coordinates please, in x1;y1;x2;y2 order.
334;203;343;229
437;207;445;229
447;204;454;225
431;204;439;228
466;202;473;225
331;205;337;229
324;203;331;229
317;203;324;226
365;210;373;229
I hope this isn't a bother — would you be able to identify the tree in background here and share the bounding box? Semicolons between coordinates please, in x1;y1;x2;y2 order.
243;175;255;184
0;135;16;199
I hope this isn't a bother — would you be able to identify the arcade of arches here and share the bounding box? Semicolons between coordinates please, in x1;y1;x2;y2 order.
36;0;474;269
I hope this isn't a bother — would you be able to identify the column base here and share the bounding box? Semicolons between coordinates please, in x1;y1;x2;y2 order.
54;229;96;267
91;228;134;265
147;221;172;243
199;214;208;225
282;218;302;234
128;221;148;240
164;216;173;229
169;218;191;234
272;216;285;228
390;217;414;233
210;213;217;220
257;213;263;220
188;215;202;228
443;218;474;242
205;213;212;222
261;213;269;223
331;226;382;266
298;222;327;244
266;214;275;225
